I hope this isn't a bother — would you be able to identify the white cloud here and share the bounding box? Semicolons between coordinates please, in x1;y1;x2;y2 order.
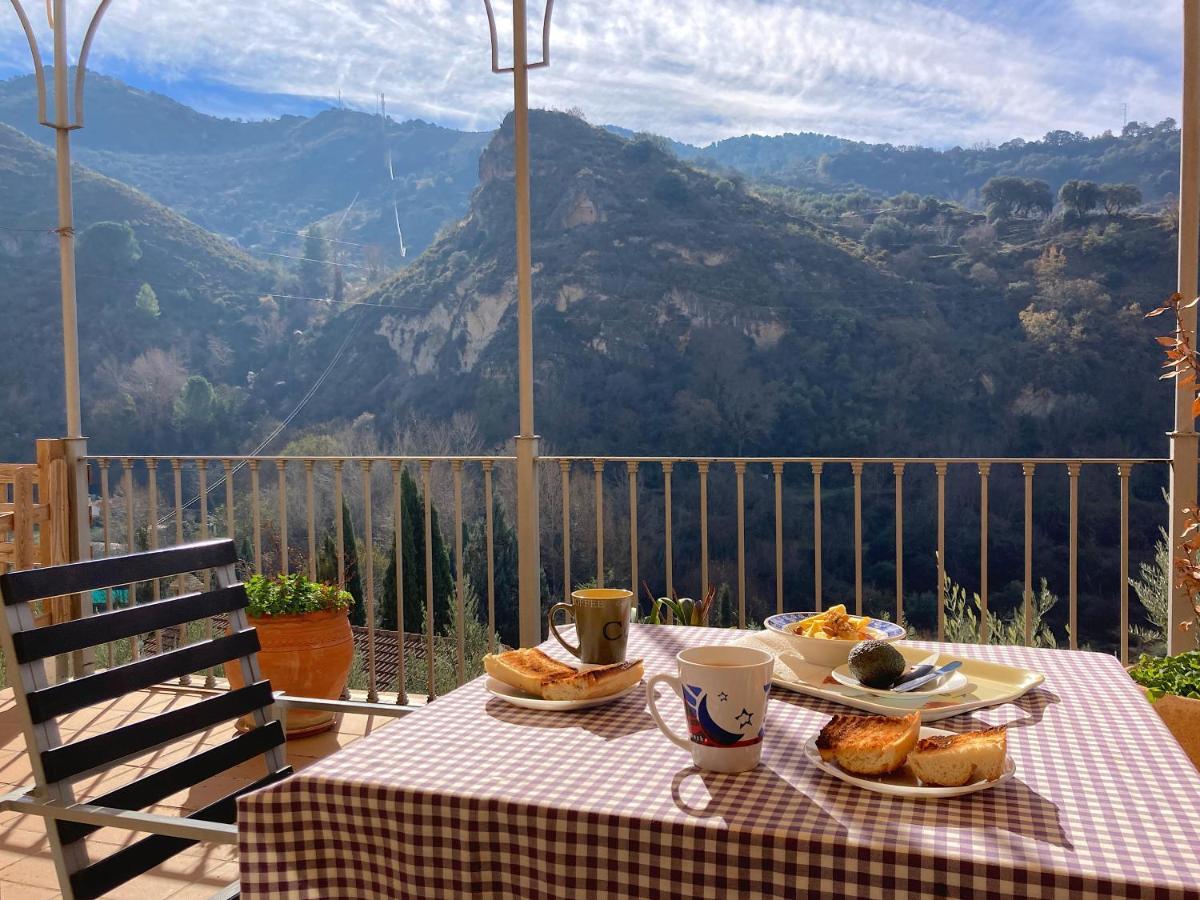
0;0;1184;145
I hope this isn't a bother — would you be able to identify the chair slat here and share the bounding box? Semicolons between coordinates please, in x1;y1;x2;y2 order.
11;585;247;663
27;630;261;724
56;721;287;845
67;767;292;900
0;538;236;605
41;681;274;784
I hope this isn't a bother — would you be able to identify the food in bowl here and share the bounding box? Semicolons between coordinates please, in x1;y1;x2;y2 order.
786;604;875;641
766;608;905;669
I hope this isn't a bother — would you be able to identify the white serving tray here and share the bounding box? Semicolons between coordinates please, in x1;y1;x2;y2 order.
737;631;1044;723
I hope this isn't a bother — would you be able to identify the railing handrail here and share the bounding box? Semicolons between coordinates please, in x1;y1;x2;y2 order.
86;455;517;463
540;456;1168;465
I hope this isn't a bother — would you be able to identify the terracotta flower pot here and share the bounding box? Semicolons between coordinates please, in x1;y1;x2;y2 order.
1127;666;1200;774
228;608;354;738
1150;692;1200;773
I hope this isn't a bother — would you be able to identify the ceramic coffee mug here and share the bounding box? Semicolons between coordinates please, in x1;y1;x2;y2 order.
548;588;633;665
645;645;774;773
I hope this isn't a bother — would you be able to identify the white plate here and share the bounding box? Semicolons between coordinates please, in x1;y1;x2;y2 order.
803;726;1016;798
485;677;642;711
829;661;969;699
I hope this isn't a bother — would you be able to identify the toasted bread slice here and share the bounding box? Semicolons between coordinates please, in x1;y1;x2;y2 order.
483;648;576;697
542;659;645;701
816;711;920;775
907;726;1007;787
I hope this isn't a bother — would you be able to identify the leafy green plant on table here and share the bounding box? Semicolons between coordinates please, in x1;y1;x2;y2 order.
1128;651;1200;701
244;572;352;618
638;582;717;626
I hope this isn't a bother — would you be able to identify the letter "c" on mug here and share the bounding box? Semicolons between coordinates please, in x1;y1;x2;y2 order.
603;620;624;641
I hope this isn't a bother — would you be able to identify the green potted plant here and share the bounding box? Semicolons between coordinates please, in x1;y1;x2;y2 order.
227;572;355;738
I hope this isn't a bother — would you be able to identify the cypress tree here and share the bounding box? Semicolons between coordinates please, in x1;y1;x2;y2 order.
464;495;518;646
316;501;366;626
379;469;454;634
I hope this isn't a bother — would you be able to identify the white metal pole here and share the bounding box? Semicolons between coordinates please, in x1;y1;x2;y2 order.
52;5;94;677
510;0;543;647
51;0;82;442
10;0;112;676
1170;0;1200;654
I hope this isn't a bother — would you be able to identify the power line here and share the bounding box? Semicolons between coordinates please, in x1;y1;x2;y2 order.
155;306;369;526
264;227;372;248
259;249;366;269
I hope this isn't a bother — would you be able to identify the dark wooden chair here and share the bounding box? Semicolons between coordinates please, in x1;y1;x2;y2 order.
0;539;291;899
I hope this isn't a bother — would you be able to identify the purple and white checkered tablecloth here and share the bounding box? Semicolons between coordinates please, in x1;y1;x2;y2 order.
237;625;1200;898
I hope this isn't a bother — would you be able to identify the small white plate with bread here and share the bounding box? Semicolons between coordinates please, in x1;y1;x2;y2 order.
803;711;1015;798
483;648;645;710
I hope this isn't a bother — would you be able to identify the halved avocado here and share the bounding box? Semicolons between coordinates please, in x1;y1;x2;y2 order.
847;639;905;688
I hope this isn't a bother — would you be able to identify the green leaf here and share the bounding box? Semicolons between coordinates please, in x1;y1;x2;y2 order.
244;572;352;618
1129;650;1200;701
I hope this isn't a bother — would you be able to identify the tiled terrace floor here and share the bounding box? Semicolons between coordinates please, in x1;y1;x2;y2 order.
0;686;396;898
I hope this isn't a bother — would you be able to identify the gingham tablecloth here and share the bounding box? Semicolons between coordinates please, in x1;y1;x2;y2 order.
237;625;1200;899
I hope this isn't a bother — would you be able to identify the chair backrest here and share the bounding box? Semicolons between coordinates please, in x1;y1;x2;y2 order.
0;539;291;900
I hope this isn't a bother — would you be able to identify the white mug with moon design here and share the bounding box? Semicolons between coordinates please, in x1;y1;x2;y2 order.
645;645;774;773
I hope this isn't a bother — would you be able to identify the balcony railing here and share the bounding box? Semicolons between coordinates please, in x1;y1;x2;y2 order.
79;452;1170;708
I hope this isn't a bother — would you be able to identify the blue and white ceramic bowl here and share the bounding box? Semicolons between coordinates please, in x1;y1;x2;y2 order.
764;611;905;669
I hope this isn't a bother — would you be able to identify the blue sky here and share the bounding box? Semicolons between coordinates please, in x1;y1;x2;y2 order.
0;0;1182;146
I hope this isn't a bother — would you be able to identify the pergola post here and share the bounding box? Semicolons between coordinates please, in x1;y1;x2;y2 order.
1170;0;1200;654
10;0;114;676
485;0;553;647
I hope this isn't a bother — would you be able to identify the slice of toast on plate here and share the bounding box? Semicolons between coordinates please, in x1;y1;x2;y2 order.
541;659;644;701
483;648;576;696
907;726;1008;786
816;711;920;775
483;648;644;701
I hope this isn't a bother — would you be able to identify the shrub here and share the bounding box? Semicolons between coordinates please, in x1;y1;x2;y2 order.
863;216;911;252
652;172;690;208
244;572;352;618
942;569;1060;648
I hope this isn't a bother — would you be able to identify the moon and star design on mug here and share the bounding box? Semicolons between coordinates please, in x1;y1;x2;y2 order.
683;682;770;748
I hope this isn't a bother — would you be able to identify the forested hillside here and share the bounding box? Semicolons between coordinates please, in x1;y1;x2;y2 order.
0;72;490;266
0;123;278;457
264;110;1172;461
685;119;1182;207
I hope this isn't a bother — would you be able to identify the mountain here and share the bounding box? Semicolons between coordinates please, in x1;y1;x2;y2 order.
0;73;492;266
690;122;1181;206
0;123;277;457
256;112;923;452
0;72;1180;278
604;126;850;177
255;111;1173;462
613;120;1181;208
